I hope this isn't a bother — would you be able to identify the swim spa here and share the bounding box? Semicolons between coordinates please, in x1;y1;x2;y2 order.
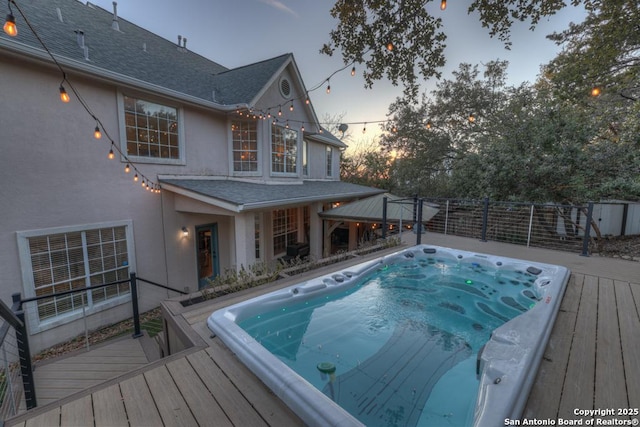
207;245;570;427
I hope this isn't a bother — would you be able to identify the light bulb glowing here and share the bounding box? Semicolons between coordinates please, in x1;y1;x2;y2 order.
386;42;393;51
134;173;139;182
301;123;305;132
440;0;447;10
468;113;476;123
351;66;356;76
59;85;70;103
124;164;130;173
108;148;115;159
142;179;146;188
289;102;294;112
305;96;310;105
426;121;432;129
591;87;601;97
278;106;282;116
326;84;331;94
94;125;102;139
4;13;17;37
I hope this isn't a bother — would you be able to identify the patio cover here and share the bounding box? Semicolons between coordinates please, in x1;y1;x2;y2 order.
318;193;439;224
158;177;385;212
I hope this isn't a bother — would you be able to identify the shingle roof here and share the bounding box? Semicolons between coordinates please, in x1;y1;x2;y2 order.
1;0;289;106
319;193;439;223
159;178;385;211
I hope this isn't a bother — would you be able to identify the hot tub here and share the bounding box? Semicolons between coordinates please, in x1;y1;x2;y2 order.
207;244;570;426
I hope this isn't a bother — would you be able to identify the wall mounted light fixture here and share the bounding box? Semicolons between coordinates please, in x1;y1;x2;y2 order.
181;226;189;237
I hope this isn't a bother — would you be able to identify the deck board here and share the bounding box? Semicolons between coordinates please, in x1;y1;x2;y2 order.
595;278;628;414
186;349;268;426
166;357;233;427
144;365;198;427
523;273;583;419
92;384;128;427
615;280;640;409
205;342;304;426
59;395;92;427
557;274;598;416
120;374;164;427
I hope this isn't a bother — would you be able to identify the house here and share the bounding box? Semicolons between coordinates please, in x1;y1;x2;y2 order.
0;0;383;353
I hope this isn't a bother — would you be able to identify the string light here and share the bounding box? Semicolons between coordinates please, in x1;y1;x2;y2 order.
591;87;601;97
362;123;367;133
305;95;310;104
386;42;394;51
278;105;282;116
94;124;102;139
301;123;305;132
440;0;447;10
351;66;356;76
108;146;115;159
124;164;130;173
4;1;17;37
134;173;139;182
326;80;331;94
468;113;476;123
289;101;294;112
59;84;70;103
425;121;432;129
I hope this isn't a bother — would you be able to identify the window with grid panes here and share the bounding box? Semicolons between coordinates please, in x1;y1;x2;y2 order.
232;120;258;172
27;226;131;322
123;95;180;161
326;146;333;177
272;208;298;255
271;126;298;174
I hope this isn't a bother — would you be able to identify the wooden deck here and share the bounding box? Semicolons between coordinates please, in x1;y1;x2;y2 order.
32;337;151;406
5;236;640;426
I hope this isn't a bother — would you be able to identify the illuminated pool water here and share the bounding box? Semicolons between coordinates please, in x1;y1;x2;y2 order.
208;245;570;427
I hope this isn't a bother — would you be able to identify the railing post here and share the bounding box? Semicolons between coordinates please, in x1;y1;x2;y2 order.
444;200;450;235
527;204;535;247
581;202;594;257
480;197;489;242
381;196;388;240
130;273;143;338
11;293;37;409
415;199;423;245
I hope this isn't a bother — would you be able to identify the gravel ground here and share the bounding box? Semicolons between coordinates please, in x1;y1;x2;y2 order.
595;235;640;262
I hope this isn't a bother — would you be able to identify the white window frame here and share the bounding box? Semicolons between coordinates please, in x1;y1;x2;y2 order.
230;119;261;176
117;92;185;165
326;146;333;177
16;220;136;334
271;125;298;176
302;139;309;176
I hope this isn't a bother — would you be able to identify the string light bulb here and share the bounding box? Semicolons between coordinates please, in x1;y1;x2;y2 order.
134;173;139;182
326;81;331;94
591;87;601;97
440;0;447;10
362;123;367;134
278;105;282;116
351;66;356;76
305;95;310;104
301;123;305;132
108;147;115;159
386;42;394;51
59;85;70;103
289;101;294;112
124;164;130;173
468;113;476;123
94;125;102;139
425;121;432;129
4;10;17;37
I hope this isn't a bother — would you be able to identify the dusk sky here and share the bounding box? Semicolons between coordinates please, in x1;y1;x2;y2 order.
86;0;586;148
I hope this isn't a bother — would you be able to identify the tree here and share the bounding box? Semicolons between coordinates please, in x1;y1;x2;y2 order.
322;0;573;99
380;61;510;196
340;141;395;190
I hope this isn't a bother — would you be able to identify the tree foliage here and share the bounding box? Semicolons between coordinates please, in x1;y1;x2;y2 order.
323;0;578;98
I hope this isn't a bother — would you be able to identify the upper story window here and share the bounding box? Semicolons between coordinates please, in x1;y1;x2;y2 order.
326;146;333;177
271;126;298;175
122;95;183;164
232;120;258;173
302;139;309;176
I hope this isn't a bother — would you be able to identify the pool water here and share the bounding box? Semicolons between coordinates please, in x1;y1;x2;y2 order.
238;257;541;427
